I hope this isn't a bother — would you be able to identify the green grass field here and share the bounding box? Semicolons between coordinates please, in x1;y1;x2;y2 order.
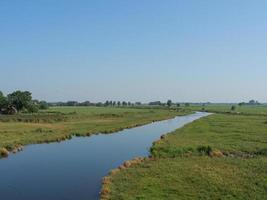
0;106;187;156
104;111;267;200
151;114;267;157
188;104;267;115
1;105;267;199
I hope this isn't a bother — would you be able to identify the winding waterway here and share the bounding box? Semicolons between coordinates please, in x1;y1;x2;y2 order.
0;112;210;200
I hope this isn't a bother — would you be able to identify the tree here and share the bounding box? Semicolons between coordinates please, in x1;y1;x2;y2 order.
96;102;103;107
185;103;190;107
149;101;161;106
117;101;121;106
231;105;236;111
0;91;8;110
105;100;109;107
167;100;172;107
27;102;39;113
7;91;32;112
176;103;180;107
249;100;256;105
122;101;127;106
135;102;141;106
39;101;49;110
80;101;90;106
66;101;78;106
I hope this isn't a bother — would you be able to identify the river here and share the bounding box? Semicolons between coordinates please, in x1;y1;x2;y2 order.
0;112;210;200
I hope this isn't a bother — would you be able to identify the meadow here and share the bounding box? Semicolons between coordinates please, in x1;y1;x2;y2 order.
0;106;187;157
103;108;267;200
189;104;267;115
1;104;266;199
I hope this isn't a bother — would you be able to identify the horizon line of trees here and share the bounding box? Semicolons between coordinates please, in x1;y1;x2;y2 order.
2;90;263;115
53;100;191;108
49;101;142;107
238;100;261;106
0;90;49;115
148;100;191;107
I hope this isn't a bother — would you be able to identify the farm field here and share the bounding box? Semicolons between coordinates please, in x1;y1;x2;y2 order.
0;106;187;156
104;111;267;200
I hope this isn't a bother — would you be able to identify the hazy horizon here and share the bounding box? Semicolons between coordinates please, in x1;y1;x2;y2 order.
1;1;267;103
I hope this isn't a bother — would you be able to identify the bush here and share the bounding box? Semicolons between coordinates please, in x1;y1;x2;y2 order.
256;148;267;156
27;103;39;113
209;150;224;157
0;92;8;111
39;101;49;110
0;148;9;157
151;146;194;158
197;145;212;155
231;105;236;111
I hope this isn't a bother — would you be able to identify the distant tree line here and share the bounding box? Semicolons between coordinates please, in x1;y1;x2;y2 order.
0;90;205;115
238;100;261;106
51;100;190;108
148;100;190;108
0;90;49;115
49;101;142;107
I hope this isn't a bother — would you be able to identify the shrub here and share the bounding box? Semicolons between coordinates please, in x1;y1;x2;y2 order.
151;146;194;158
210;150;224;157
39;101;49;110
256;148;267;156
0;148;9;157
231;105;236;111
27;103;39;113
109;169;120;176
197;145;212;155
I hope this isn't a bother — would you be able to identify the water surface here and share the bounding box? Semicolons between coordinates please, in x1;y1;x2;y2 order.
0;112;210;200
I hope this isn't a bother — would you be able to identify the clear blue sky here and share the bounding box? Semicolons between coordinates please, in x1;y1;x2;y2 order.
1;0;267;103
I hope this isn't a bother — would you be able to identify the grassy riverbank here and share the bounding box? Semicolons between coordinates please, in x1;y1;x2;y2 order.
0;106;188;157
103;113;267;200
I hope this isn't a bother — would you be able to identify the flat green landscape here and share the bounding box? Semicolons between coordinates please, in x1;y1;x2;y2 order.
0;106;186;156
189;104;267;115
104;110;267;200
1;104;267;199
